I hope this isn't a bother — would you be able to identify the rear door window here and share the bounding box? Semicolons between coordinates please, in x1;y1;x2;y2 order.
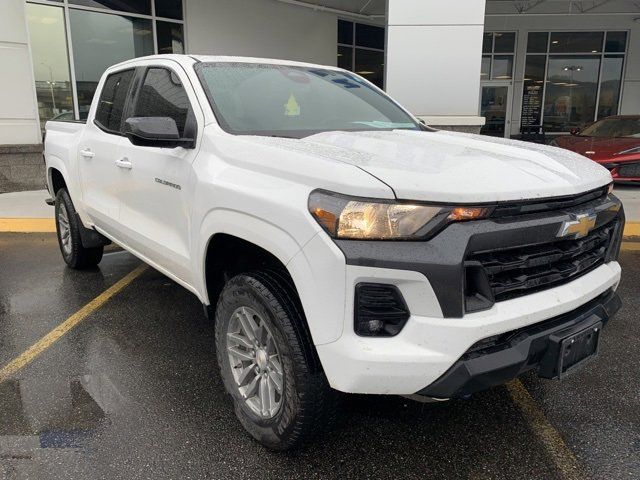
133;67;191;136
94;69;135;133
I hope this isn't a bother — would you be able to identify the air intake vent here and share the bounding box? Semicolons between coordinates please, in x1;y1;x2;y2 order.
354;283;410;337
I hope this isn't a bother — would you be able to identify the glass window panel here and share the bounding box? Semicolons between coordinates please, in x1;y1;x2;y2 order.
338;45;353;70
338;20;353;45
355;23;385;50
95;69;135;132
156;21;184;54
527;32;548;53
524;55;546;83
480;86;509;137
549;32;603;53
605;31;627;53
133;68;191;136
482;32;493;53
26;4;74;130
521;55;546;127
354;48;384;88
543;56;601;132
69;9;153;111
494;32;515;53
481;55;491;79
491;55;513;79
69;0;151;15
155;0;183;20
598;55;624;119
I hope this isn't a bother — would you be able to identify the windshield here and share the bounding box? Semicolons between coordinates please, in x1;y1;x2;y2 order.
195;62;420;138
579;117;640;138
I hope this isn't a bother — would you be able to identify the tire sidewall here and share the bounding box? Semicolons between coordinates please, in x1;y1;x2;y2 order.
215;276;303;449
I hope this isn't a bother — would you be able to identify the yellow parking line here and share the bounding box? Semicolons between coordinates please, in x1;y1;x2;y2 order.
621;242;640;251
624;222;640;239
507;380;586;480
0;264;147;383
0;218;56;233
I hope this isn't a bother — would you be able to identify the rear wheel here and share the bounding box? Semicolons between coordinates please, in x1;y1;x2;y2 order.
215;270;337;450
55;188;103;269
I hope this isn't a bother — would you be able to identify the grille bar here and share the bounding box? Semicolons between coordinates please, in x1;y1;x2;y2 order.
466;222;616;303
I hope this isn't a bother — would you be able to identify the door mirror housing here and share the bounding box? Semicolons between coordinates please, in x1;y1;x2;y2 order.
124;117;195;148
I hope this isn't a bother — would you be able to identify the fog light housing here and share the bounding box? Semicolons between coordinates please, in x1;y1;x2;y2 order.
354;283;410;337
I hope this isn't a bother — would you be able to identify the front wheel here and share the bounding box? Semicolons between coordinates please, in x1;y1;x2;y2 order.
215;271;337;450
55;188;103;269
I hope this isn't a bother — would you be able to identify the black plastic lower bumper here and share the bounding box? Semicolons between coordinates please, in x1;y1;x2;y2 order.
417;289;621;399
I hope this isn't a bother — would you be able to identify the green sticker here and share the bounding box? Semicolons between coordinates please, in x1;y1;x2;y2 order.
284;93;301;117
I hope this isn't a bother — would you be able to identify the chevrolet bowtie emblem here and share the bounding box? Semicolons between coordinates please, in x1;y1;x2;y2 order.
558;212;597;239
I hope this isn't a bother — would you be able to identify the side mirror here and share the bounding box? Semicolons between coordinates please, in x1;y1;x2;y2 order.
569;127;580;136
124;117;195;148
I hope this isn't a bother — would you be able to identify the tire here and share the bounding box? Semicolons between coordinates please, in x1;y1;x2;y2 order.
54;188;103;269
215;270;338;450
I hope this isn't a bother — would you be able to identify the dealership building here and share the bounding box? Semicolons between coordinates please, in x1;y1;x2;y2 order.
1;0;639;191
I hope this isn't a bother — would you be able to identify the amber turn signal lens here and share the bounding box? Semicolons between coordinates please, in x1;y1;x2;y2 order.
447;207;490;222
312;207;338;232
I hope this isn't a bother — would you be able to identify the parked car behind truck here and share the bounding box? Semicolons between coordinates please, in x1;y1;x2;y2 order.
44;54;624;450
551;115;640;183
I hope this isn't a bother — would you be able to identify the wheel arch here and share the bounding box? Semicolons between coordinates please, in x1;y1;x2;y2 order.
202;230;322;372
46;158;70;195
197;209;308;305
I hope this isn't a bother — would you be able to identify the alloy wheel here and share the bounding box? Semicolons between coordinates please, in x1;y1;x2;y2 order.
57;202;72;255
226;306;284;419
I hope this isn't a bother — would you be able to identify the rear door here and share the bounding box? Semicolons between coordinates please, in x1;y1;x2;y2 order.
116;61;202;285
78;68;135;228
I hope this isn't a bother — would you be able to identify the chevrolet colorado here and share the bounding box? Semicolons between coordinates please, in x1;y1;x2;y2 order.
44;55;624;450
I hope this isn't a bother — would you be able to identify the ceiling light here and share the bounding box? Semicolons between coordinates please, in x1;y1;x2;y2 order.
356;71;374;75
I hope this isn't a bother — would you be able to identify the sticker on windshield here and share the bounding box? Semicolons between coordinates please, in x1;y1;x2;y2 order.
284;93;301;117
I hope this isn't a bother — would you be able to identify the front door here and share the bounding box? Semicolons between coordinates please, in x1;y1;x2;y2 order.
479;82;512;138
116;61;202;286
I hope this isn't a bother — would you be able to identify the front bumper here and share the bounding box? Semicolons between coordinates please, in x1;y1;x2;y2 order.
315;260;621;395
418;288;620;398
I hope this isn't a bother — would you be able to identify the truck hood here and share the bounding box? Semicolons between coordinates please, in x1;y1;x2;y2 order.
295;129;612;203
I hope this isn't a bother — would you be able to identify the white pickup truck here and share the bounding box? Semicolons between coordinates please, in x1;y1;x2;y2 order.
44;54;624;450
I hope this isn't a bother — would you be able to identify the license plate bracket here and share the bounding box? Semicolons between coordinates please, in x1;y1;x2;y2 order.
556;321;602;379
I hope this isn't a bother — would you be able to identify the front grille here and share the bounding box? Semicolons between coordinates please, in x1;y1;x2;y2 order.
617;163;640;178
466;220;617;303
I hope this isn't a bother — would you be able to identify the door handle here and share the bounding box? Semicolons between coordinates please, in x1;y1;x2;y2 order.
80;149;95;158
115;157;132;169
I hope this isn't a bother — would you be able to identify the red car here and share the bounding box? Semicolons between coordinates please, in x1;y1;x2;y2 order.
551;115;640;183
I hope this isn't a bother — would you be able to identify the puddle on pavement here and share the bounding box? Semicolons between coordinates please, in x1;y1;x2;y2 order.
0;374;125;457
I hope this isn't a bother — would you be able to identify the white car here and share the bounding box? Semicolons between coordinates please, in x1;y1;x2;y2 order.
44;54;624;450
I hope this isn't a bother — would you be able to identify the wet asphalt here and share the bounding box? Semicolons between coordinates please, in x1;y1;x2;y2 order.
0;232;638;480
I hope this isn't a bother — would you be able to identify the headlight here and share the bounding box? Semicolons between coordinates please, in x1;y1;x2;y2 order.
549;139;559;147
308;190;491;240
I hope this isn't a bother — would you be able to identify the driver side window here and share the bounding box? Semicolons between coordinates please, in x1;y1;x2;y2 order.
133;67;192;137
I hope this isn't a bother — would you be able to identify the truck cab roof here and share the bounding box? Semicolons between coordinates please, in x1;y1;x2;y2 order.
109;53;343;72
